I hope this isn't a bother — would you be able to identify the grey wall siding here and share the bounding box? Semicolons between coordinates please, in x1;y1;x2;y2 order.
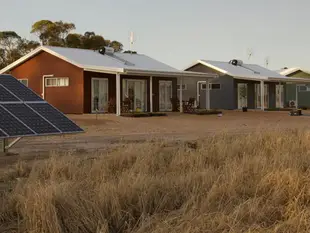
209;75;235;109
285;84;296;106
285;71;310;108
176;76;199;101
185;64;235;109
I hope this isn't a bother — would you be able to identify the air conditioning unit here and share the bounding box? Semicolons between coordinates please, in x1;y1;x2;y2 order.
289;100;296;108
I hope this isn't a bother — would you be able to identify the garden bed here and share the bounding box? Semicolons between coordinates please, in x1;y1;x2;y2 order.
121;112;167;118
185;109;222;115
265;108;294;112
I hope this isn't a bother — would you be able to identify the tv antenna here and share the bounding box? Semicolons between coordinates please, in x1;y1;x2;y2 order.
129;31;135;53
265;56;270;68
247;48;253;61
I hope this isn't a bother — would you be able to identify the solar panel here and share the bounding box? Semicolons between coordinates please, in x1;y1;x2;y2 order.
0;74;43;102
0;106;35;137
0;130;7;137
0;75;83;139
2;104;61;134
0;85;20;102
28;103;83;133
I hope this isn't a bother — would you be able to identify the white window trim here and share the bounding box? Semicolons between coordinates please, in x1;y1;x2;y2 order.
298;84;310;92
45;77;69;87
177;84;187;90
201;83;207;90
18;79;28;86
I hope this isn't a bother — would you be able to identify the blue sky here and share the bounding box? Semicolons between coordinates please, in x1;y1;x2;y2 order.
1;0;309;70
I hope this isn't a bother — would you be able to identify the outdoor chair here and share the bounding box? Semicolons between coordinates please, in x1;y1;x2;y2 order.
183;98;196;113
121;97;131;113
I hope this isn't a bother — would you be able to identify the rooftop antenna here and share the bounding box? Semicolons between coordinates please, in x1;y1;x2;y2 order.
129;31;135;54
247;48;253;61
265;56;270;68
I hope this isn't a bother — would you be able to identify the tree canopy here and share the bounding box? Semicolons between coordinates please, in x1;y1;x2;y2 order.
0;20;125;69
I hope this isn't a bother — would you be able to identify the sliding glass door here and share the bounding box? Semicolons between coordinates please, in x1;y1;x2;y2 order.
91;78;109;112
123;79;147;112
159;81;172;111
255;83;269;109
276;84;284;108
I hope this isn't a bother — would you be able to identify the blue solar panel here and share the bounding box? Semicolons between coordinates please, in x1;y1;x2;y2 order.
3;104;61;134
0;129;7;138
0;75;83;139
0;106;35;137
0;85;20;102
0;75;42;102
28;103;83;133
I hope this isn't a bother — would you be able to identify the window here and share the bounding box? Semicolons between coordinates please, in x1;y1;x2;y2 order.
45;77;69;87
18;79;28;86
201;83;221;90
298;85;310;92
177;84;187;90
209;83;221;90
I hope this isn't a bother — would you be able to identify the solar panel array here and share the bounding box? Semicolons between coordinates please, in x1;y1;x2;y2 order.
0;74;83;139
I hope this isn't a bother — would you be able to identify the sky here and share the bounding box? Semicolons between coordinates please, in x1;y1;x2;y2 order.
1;0;310;71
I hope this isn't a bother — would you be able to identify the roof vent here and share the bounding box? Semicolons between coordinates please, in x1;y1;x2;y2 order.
229;59;243;66
98;46;115;55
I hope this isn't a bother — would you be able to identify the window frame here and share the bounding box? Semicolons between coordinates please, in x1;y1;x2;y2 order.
200;83;222;90
45;77;69;87
209;83;221;90
201;83;207;90
18;79;28;86
177;84;187;91
298;84;310;92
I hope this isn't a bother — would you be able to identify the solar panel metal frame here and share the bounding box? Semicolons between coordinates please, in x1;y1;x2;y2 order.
0;75;83;139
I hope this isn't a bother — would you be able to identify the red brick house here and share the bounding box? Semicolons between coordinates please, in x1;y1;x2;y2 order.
0;46;215;114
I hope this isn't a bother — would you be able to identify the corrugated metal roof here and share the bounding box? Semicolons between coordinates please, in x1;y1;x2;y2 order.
200;60;287;80
45;46;179;72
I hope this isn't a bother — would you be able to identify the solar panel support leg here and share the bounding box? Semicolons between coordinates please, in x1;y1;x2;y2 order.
0;139;7;153
5;137;21;150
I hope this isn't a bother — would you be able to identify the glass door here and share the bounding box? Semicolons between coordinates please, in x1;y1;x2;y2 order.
91;78;109;112
124;79;147;112
276;84;284;108
159;81;172;111
237;83;248;109
255;83;269;109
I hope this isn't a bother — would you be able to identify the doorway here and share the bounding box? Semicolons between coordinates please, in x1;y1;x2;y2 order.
237;83;248;109
91;78;109;113
276;84;284;108
159;81;172;111
123;79;147;112
255;83;269;109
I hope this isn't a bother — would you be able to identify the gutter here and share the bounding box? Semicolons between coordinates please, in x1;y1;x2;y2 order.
124;69;218;78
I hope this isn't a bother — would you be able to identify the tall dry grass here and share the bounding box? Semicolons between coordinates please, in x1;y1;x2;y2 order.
1;130;310;232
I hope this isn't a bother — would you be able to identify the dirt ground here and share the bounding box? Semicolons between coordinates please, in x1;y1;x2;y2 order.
1;110;310;167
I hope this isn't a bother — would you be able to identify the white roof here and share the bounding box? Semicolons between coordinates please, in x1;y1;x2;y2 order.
0;46;217;79
185;59;287;81
279;67;310;76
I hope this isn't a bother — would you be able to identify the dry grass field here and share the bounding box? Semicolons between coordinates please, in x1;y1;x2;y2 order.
1;111;310;232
